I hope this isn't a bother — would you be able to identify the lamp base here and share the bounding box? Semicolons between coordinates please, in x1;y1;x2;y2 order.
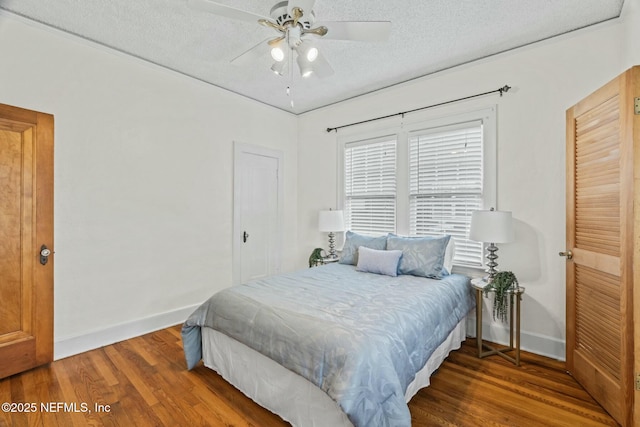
327;232;338;259
485;242;499;281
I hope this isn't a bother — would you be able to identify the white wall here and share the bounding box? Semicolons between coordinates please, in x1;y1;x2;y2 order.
0;12;299;359
623;0;640;67
297;9;634;359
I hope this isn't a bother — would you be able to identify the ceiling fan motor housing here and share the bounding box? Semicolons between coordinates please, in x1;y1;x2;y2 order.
270;1;315;29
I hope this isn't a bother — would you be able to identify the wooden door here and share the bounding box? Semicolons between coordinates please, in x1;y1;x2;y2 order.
0;103;54;379
565;67;637;426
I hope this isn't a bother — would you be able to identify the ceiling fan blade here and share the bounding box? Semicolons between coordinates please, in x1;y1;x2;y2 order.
268;36;285;47
287;0;316;17
309;51;334;79
316;21;391;42
188;0;271;24
230;38;271;66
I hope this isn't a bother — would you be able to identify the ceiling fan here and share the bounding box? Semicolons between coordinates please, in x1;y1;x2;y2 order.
188;0;391;79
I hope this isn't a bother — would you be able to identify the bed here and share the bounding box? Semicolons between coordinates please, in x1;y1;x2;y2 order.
183;234;474;427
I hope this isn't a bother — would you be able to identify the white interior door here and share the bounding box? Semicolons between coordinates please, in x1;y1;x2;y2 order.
233;143;283;284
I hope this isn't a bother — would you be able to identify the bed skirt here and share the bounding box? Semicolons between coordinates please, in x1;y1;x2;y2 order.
201;317;467;427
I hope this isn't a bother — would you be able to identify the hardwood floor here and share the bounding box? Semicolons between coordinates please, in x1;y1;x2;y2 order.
0;325;618;427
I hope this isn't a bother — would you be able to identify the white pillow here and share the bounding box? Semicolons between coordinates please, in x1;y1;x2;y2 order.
356;246;403;277
444;238;455;274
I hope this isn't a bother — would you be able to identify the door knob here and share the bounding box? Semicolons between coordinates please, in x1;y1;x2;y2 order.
243;231;249;243
40;244;51;265
559;250;573;260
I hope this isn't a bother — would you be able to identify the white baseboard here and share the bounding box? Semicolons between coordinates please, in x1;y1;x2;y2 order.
54;304;200;360
468;318;566;361
55;305;566;362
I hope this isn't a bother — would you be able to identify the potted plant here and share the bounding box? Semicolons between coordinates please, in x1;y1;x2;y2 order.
308;248;327;267
483;271;519;322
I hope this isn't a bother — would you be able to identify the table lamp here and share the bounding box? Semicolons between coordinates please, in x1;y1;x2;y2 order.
469;208;514;282
318;210;345;259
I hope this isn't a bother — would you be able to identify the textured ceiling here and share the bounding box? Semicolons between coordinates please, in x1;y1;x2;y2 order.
0;0;625;114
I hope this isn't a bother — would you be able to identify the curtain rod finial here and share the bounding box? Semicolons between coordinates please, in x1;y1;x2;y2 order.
499;85;511;96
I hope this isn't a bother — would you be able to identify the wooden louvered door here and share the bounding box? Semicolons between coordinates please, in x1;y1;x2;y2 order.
565;67;638;427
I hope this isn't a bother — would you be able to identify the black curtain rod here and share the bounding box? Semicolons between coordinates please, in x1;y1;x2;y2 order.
326;85;511;133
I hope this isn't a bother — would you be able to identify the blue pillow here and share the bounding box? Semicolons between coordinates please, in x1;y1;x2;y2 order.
356;247;403;277
339;231;387;265
386;235;451;279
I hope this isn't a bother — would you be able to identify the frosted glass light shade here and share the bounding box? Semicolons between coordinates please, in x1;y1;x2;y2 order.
469;210;514;243
297;54;313;78
270;46;285;62
318;210;345;232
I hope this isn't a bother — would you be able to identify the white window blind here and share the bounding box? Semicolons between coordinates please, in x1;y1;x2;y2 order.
409;121;484;267
344;138;397;235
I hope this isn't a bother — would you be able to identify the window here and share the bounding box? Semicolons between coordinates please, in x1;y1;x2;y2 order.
408;122;483;267
339;107;496;270
344;137;397;235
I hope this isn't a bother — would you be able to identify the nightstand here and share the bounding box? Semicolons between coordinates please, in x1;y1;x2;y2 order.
310;257;340;267
472;278;525;366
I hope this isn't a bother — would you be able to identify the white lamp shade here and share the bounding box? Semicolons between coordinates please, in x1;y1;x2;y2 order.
469;210;514;243
318;210;345;232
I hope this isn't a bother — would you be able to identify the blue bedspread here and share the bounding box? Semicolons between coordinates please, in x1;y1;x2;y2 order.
182;263;473;427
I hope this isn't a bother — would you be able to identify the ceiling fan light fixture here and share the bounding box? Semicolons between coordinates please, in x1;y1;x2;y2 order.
306;47;318;62
270;46;285;62
296;40;318;63
271;61;286;76
296;54;314;78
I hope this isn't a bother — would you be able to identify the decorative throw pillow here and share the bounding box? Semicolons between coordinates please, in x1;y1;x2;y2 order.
339;231;387;265
386;235;451;279
388;234;454;275
356;247;403;277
